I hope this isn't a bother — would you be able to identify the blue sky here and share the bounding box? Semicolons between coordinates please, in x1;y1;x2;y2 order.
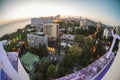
0;0;120;26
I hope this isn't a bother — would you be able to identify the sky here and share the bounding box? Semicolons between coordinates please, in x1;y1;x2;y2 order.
0;0;120;26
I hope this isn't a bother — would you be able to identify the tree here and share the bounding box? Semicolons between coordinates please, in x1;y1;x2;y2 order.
57;53;75;77
68;45;82;57
94;40;106;58
75;28;88;36
57;66;66;77
0;34;9;40
38;62;50;80
84;37;95;49
57;45;83;77
38;43;48;57
88;25;96;35
47;64;57;78
75;34;85;43
78;37;95;67
95;28;104;39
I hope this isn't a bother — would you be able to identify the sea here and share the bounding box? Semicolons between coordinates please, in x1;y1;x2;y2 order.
0;20;30;38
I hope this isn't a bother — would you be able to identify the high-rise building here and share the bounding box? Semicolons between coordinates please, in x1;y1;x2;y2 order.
79;18;89;29
79;20;84;28
115;26;120;36
103;28;114;39
27;32;48;47
31;16;54;30
43;23;59;38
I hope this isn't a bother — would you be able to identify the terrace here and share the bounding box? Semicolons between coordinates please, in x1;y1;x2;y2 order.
56;34;120;80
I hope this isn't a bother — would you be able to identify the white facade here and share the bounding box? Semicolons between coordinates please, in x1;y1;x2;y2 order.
43;23;59;38
103;28;114;39
115;26;120;36
61;34;75;41
27;32;48;47
31;17;54;30
79;20;84;28
79;19;90;29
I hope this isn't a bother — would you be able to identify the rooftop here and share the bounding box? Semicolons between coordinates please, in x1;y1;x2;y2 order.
27;32;47;37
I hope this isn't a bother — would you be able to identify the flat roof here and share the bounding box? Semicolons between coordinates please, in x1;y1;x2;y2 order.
27;32;47;37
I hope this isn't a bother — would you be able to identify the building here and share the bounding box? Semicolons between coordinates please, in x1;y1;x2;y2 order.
0;41;30;80
43;23;59;38
31;16;54;30
103;28;114;39
79;18;97;29
20;52;39;71
61;34;75;41
27;32;48;47
114;26;120;36
79;20;84;28
79;18;89;29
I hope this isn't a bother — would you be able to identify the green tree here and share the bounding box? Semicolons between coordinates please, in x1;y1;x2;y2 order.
84;37;95;49
94;40;106;58
38;43;48;57
57;53;75;77
68;45;82;57
78;37;95;67
47;64;57;78
75;34;85;43
75;28;88;36
95;28;104;39
38;62;50;80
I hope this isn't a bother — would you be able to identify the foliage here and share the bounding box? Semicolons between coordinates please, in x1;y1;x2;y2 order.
75;28;88;36
95;28;104;39
84;37;95;49
38;43;48;57
37;62;50;80
47;64;57;78
94;40;106;58
88;25;96;35
75;34;85;43
57;53;75;77
68;45;82;57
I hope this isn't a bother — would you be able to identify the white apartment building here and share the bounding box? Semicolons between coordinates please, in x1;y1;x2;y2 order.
27;32;48;47
79;20;84;28
115;26;120;36
79;19;89;29
103;28;114;39
31;17;54;30
43;23;59;38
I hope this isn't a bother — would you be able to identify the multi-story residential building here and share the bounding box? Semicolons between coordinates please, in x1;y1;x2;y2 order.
43;23;59;38
114;26;120;36
79;18;90;29
79;18;97;29
103;28;114;39
79;20;84;28
27;32;48;47
31;16;54;30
